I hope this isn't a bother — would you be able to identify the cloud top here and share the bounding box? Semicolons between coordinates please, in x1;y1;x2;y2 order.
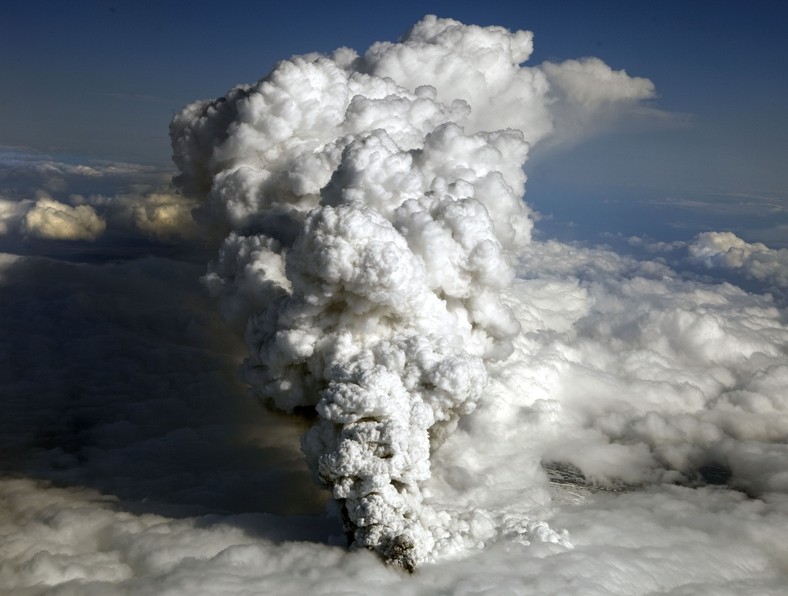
169;15;676;569
23;197;106;240
689;231;788;288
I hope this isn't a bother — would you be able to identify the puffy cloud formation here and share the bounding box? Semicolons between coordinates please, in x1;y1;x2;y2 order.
1;191;199;245
23;196;106;240
5;13;787;594
509;240;788;494
170;15;663;568
10;190;197;245
4;477;788;595
91;191;200;241
3;239;788;592
689;231;788;288
123;192;198;240
0;150;198;250
0;174;199;251
542;57;655;108
0;148;169;198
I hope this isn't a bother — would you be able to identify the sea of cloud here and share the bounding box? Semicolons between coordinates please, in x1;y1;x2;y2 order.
2;15;788;594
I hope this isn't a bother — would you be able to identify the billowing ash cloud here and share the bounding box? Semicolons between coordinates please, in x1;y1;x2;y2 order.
3;15;788;595
170;15;659;568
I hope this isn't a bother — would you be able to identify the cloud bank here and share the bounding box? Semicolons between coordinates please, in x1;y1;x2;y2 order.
689;231;788;289
0;153;199;251
625;231;788;304
23;197;106;240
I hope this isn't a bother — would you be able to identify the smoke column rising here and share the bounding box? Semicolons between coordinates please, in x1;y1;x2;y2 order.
171;15;659;568
3;13;788;594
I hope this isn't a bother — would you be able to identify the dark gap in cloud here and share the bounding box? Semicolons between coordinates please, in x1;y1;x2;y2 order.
697;461;732;486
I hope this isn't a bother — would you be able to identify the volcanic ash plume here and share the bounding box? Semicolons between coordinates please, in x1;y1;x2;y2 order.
170;15;652;569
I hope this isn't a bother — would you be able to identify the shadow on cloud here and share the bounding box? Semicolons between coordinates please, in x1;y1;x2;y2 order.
0;252;334;533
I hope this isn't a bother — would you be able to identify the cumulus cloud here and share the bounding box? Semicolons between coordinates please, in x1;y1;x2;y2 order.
2;191;201;247
92;191;200;241
0;153;200;250
688;231;788;288
508;239;788;494
23;196;106;240
4;476;788;595
626;234;687;254
126;192;198;239
623;231;788;304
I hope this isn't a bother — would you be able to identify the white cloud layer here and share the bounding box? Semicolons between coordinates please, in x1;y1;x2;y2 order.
512;240;788;490
689;231;788;288
2;241;788;593
0;172;199;249
0;150;197;249
2;192;198;244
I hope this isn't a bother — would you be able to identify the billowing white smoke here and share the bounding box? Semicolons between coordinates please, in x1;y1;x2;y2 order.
171;15;655;568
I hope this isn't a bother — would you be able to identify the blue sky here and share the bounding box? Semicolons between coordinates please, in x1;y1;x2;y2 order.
3;0;788;244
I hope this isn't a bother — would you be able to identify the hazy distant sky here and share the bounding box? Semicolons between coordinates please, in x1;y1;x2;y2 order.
3;1;787;193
